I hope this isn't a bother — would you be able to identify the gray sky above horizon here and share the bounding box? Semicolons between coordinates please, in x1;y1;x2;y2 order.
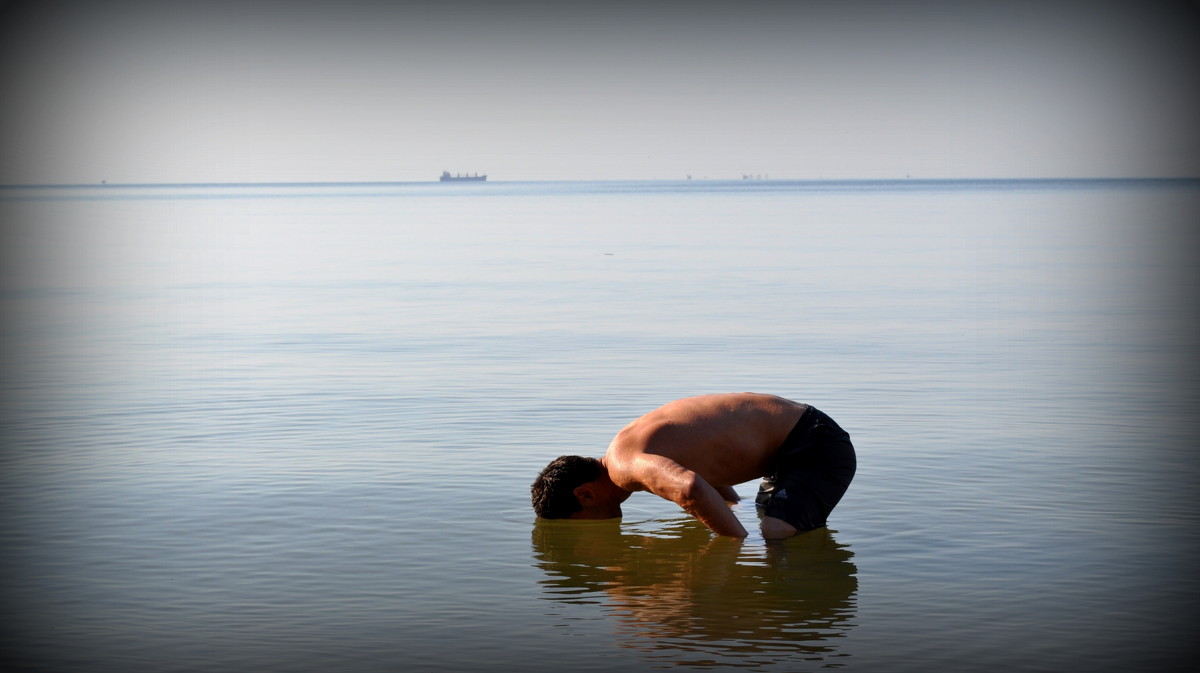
1;0;1197;183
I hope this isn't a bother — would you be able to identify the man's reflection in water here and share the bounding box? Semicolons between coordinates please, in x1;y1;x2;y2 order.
531;517;857;668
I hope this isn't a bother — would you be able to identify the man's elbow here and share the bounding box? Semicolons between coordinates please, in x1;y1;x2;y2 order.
674;476;728;515
673;473;704;508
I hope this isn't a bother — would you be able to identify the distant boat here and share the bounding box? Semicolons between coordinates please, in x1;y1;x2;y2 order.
440;171;486;182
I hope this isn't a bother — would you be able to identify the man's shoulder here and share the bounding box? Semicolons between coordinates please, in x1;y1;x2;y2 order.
603;439;670;488
604;435;645;468
609;451;690;494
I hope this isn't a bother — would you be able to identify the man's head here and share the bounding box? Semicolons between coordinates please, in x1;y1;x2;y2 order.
531;455;626;520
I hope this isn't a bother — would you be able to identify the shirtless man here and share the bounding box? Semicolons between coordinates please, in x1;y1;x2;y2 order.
531;393;856;539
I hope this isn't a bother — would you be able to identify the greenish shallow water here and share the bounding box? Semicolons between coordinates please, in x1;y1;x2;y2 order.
1;179;1197;672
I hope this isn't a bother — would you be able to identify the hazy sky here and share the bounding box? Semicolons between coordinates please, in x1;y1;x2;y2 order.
1;0;1197;183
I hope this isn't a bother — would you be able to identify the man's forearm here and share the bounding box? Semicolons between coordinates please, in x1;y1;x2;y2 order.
680;479;748;537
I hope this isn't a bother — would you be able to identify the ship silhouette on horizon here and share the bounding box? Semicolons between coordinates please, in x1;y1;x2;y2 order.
440;171;487;182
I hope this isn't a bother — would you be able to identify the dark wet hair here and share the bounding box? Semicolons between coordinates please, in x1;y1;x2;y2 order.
531;455;602;519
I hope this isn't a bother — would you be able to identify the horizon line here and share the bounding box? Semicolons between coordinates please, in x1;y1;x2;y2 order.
2;176;1197;190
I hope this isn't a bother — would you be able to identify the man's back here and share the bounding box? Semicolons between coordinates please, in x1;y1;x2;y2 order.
605;393;806;488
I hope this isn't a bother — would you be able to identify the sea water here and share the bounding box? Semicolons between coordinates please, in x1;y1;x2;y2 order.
1;179;1196;672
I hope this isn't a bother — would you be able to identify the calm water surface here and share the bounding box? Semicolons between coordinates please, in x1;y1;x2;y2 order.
1;179;1197;672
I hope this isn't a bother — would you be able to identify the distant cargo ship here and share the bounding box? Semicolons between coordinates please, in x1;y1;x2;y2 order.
440;171;486;182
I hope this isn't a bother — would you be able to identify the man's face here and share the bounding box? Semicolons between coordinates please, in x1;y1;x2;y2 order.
568;479;624;520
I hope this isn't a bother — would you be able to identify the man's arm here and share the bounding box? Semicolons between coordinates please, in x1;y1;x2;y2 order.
628;455;749;538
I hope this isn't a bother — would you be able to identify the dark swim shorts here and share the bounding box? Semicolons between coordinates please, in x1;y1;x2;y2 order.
755;405;856;531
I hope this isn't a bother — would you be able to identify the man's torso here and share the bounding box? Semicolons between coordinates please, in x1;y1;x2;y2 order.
604;393;806;488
